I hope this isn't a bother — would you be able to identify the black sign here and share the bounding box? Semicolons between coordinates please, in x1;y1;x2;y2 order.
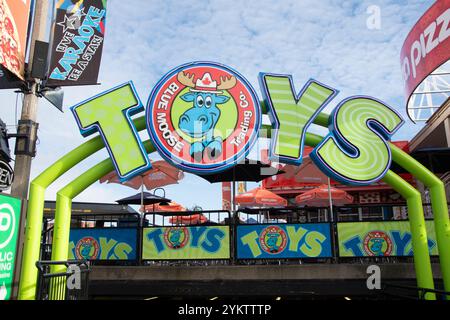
0;160;13;191
47;0;107;86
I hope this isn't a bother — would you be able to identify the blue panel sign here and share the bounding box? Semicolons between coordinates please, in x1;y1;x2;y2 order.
236;224;332;259
69;228;138;260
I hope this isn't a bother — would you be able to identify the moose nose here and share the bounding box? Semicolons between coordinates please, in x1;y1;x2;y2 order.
180;114;189;124
197;115;207;123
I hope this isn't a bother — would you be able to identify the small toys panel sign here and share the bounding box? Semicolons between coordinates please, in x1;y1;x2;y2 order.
337;221;438;257
142;226;230;260
68;228;138;260
236;223;332;259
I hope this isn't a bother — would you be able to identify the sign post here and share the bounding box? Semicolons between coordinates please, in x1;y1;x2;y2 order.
0;194;21;300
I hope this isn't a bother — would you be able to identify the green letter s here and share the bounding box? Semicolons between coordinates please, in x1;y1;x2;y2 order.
310;96;403;185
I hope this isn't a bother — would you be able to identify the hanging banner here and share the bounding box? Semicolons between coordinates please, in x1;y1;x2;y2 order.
400;0;450;117
337;221;438;257
68;228;138;260
222;182;231;211
0;0;31;80
47;0;107;86
236;223;332;259
142;226;230;260
237;181;247;194
0;194;21;300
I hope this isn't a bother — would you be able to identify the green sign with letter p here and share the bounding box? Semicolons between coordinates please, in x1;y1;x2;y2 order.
0;194;21;300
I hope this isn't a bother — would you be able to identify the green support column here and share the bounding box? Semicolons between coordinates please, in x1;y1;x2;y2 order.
390;144;450;295
49;141;156;299
382;171;436;300
304;132;436;300
18;118;147;300
315;112;449;296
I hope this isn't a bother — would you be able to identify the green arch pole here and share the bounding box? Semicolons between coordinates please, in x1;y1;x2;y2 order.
18;119;147;300
390;144;450;294
18;108;446;299
382;171;436;300
313;113;450;296
304;133;436;300
49;141;155;294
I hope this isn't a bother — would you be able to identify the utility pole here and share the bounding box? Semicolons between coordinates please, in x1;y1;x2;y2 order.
11;0;49;299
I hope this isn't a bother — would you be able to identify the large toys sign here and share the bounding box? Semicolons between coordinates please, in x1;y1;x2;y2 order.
236;223;332;259
337;221;438;257
142;226;230;260
71;61;404;184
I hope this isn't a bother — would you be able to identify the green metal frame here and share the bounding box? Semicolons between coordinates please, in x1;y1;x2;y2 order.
18;111;450;300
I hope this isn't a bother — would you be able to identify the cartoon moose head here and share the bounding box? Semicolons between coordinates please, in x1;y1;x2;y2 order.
369;238;385;256
177;71;236;161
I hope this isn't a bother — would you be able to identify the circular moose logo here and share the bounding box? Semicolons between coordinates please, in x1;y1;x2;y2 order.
147;62;261;174
259;225;287;254
75;237;100;260
363;231;393;256
163;227;190;249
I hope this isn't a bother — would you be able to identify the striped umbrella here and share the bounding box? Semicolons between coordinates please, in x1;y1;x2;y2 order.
295;184;353;207
235;187;287;207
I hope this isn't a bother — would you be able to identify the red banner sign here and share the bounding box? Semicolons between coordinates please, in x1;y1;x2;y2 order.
0;0;31;80
222;182;231;210
400;1;450;103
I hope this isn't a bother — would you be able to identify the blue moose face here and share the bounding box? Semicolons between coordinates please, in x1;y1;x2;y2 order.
266;233;280;249
169;229;182;245
369;238;384;255
80;243;92;258
178;92;229;138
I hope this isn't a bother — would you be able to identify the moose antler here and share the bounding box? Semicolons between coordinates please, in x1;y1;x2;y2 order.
217;76;237;90
177;71;196;88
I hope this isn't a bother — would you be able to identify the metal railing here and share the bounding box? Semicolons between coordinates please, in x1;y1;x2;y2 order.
39;206;447;267
382;283;450;300
36;260;90;300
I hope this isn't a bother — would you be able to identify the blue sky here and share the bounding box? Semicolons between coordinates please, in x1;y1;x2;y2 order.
0;0;435;209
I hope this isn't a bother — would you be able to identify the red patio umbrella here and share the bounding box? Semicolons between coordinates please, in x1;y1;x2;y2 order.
235;187;287;207
100;160;184;190
281;156;329;184
100;160;184;207
295;184;353;207
144;201;186;213
169;214;208;225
